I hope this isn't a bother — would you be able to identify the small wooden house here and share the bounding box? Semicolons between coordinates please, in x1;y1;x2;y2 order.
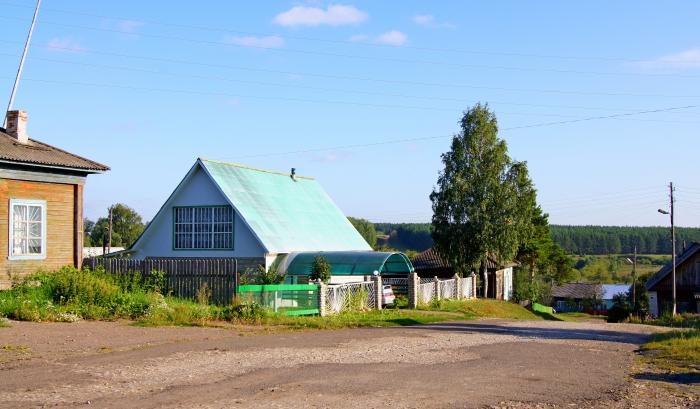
411;247;515;300
124;158;414;280
0;111;108;288
646;242;700;317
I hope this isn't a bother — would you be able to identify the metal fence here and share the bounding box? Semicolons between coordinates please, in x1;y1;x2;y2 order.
325;281;377;314
460;275;474;299
86;258;239;304
418;281;436;304
237;284;319;315
439;279;457;299
383;277;408;296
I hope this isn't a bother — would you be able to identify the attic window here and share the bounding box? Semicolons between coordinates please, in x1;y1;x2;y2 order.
173;206;234;250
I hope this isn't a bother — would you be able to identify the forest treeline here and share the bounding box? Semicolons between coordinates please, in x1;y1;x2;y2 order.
375;223;700;255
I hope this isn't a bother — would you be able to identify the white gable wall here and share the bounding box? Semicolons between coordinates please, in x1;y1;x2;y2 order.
130;165;266;258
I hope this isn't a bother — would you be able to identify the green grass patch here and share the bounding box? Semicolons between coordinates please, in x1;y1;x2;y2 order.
418;298;547;320
642;329;700;374
260;309;462;330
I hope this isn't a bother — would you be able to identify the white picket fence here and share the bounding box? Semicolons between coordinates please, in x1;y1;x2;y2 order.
325;281;377;314
416;275;475;304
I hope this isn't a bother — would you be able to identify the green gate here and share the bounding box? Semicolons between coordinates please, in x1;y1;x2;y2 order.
237;284;320;316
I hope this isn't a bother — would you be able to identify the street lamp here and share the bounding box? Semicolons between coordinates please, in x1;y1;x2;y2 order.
624;246;637;312
658;182;676;316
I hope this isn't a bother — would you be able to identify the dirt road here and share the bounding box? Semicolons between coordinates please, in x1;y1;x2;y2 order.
0;319;697;408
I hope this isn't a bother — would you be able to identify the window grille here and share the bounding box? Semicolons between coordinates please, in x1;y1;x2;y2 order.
174;206;233;249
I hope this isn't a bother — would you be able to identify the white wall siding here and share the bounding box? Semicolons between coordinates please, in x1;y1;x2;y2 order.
131;166;266;258
503;267;513;301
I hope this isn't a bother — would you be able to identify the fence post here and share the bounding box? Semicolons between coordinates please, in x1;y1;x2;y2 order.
434;276;441;300
317;281;327;317
470;272;477;299
408;272;419;309
373;274;382;310
454;274;462;300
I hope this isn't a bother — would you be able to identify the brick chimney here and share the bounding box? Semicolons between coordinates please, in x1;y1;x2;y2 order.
6;110;29;144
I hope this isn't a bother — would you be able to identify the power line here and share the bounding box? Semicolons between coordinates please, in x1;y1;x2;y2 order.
6;52;700;122
0;0;678;65
1;14;698;79
2;39;699;101
230;105;697;159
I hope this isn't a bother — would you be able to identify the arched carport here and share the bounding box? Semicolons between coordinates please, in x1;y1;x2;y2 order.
284;251;414;277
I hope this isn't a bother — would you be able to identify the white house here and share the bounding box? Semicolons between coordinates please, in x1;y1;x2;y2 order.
126;158;413;279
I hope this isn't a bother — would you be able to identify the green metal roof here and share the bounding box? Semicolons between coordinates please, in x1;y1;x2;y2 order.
199;159;371;253
286;251;414;276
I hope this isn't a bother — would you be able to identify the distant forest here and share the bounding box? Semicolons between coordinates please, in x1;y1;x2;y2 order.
375;223;700;255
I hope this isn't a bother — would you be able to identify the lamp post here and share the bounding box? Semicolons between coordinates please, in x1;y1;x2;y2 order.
625;245;637;312
658;182;676;316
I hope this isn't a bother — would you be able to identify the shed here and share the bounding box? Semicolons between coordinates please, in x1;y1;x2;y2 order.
645;242;700;317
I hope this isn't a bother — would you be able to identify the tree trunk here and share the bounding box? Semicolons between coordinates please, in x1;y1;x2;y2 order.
482;257;488;298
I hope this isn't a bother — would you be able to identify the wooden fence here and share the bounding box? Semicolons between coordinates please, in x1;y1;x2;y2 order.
85;258;240;304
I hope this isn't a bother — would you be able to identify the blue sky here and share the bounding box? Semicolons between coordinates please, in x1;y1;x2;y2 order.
1;0;699;226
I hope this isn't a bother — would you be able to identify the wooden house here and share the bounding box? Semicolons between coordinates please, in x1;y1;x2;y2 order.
124;158;414;281
0;111;108;288
645;242;700;317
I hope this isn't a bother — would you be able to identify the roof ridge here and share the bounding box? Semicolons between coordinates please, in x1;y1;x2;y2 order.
199;157;314;180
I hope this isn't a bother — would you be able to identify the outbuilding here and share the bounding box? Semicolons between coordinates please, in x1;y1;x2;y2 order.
646;242;700;317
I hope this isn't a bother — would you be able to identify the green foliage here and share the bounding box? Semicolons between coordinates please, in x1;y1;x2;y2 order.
607;293;631;323
347;217;377;248
430;103;537;275
0;267;161;321
89;203;146;248
374;223;433;252
310;256;331;283
550;225;700;255
240;264;286;285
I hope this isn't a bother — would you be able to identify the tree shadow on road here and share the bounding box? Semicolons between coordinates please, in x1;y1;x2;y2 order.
401;322;652;344
632;371;700;385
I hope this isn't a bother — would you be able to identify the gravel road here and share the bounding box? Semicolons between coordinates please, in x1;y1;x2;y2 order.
0;319;697;408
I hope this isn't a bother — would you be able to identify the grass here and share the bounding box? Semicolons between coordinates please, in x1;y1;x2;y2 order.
642;329;700;374
557;312;607;320
418;298;552;320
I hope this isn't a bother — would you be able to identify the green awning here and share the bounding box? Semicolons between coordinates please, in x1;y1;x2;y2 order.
285;251;414;276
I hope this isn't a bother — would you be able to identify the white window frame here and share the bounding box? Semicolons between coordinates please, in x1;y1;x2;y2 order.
8;198;47;260
173;206;234;250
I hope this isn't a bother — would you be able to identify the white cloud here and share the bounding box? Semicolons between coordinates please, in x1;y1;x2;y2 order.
273;4;368;27
46;37;86;53
412;14;455;29
117;19;144;33
642;48;700;69
224;35;286;49
349;31;408;46
375;30;407;46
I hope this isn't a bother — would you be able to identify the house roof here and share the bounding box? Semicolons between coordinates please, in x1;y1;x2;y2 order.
602;284;631;300
285;251;413;276
0;130;109;172
199;158;371;253
411;247;515;271
551;283;602;300
645;242;700;290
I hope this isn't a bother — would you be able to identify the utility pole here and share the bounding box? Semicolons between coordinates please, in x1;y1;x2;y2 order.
658;182;677;315
107;206;113;254
670;182;676;316
4;0;41;127
632;245;637;312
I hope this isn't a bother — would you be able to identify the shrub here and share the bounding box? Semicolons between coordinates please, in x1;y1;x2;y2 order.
310;256;331;284
220;301;269;322
607;293;631;323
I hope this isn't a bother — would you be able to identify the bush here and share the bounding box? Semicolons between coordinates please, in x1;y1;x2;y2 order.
310;256;331;284
607;293;631;323
220;301;269;322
